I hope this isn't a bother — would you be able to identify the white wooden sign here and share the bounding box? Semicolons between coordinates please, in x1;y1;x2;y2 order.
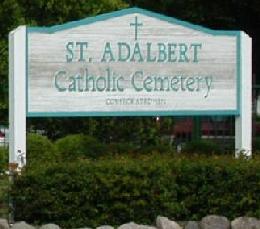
9;8;252;167
27;10;239;116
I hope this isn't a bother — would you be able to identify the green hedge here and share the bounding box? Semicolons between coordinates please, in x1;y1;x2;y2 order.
0;147;7;172
183;139;221;155
27;133;175;161
11;155;260;228
0;174;8;218
253;137;260;152
27;133;58;164
55;134;107;160
0;148;8;218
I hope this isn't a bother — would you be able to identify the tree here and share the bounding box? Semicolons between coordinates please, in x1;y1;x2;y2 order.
0;0;24;121
17;0;128;26
126;0;260;81
0;0;128;122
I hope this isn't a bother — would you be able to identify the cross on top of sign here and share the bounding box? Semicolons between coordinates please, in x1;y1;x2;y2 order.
130;16;143;40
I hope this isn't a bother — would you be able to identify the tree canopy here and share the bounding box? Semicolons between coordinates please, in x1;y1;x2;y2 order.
0;0;128;121
127;0;259;81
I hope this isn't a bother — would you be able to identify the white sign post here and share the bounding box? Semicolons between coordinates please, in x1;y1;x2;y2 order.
9;8;252;167
235;32;252;157
9;26;27;168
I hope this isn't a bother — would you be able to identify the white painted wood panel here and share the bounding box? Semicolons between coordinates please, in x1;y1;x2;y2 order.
27;12;238;115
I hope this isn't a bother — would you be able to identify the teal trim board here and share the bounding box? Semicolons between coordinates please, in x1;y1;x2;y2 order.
26;7;242;117
27;110;240;118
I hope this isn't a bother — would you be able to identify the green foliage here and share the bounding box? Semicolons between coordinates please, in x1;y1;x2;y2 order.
11;155;260;228
0;0;25;120
127;0;260;29
0;146;8;219
54;133;175;159
27;133;57;164
0;147;7;172
0;148;8;219
26;132;174;163
0;174;8;218
17;0;128;26
55;134;107;160
29;117;172;151
253;137;260;152
139;143;175;155
183;139;221;155
108;141;175;156
108;142;137;155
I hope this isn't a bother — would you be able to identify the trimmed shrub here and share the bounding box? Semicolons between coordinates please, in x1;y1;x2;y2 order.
11;155;260;228
55;134;107;160
183;139;221;154
27;133;57;164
